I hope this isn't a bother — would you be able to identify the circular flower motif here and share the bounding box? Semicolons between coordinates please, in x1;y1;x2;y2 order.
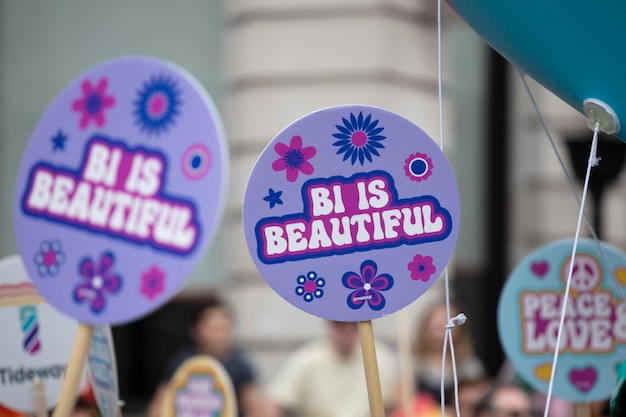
407;254;436;282
272;135;316;182
182;144;212;180
295;271;325;302
404;153;433;182
134;74;181;136
332;112;386;165
34;240;65;276
73;252;122;314
342;260;394;311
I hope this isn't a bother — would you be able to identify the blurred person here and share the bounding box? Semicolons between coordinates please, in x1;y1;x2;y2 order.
412;301;485;405
590;400;609;417
456;376;492;417
390;390;452;417
267;320;397;417
474;384;536;417
146;294;267;417
496;360;572;417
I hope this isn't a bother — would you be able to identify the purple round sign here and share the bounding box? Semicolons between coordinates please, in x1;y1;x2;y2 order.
14;56;228;325
243;105;460;321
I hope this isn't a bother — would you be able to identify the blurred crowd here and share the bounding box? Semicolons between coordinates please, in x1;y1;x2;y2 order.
4;292;611;417
141;293;610;417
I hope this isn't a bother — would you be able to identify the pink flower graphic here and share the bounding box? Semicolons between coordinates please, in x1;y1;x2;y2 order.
140;265;166;301
407;254;436;282
71;78;115;129
272;135;316;182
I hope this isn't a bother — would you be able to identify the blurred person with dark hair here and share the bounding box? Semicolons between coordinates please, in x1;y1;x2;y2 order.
267;320;397;417
496;361;573;417
456;376;492;417
146;294;267;417
474;384;537;417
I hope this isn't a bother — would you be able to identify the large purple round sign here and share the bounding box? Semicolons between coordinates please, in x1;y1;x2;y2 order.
14;56;228;325
243;106;460;321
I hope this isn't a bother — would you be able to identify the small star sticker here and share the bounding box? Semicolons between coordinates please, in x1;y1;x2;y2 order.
263;188;283;209
51;130;68;152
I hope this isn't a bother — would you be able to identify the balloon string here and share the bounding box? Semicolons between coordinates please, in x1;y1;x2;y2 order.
541;122;599;417
437;2;462;417
516;69;626;305
441;315;466;417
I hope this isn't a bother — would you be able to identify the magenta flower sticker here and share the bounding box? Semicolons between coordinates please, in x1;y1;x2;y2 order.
272;135;316;182
34;240;65;276
140;265;166;301
71;78;115;129
73;252;122;314
342;260;394;311
295;271;325;302
404;152;433;182
407;254;436;282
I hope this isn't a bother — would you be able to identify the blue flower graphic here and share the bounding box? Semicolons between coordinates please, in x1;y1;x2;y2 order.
342;260;393;310
295;271;325;302
332;112;386;165
263;188;284;209
134;75;181;136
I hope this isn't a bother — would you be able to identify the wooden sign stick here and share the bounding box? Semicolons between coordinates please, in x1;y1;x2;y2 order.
396;309;415;417
358;320;385;417
52;323;95;417
574;403;591;417
33;379;47;417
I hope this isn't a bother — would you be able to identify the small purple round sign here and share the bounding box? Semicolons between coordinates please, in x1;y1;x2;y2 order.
13;56;228;325
243;105;460;321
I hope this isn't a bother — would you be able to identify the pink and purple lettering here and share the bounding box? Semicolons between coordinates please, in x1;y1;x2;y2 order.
254;171;452;264
520;289;626;355
21;136;200;255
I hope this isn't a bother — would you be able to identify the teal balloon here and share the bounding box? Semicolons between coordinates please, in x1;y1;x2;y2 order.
448;0;626;139
611;359;626;417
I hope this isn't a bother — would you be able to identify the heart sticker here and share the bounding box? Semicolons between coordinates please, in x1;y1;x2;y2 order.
569;367;598;393
534;363;552;382
531;261;549;278
616;268;626;286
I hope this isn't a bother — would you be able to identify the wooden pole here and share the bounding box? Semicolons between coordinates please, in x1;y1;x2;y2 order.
33;379;47;417
575;403;591;417
52;323;95;417
396;309;415;417
358;320;385;417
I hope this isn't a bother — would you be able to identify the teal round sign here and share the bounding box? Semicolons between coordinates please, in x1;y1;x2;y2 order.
498;238;626;402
